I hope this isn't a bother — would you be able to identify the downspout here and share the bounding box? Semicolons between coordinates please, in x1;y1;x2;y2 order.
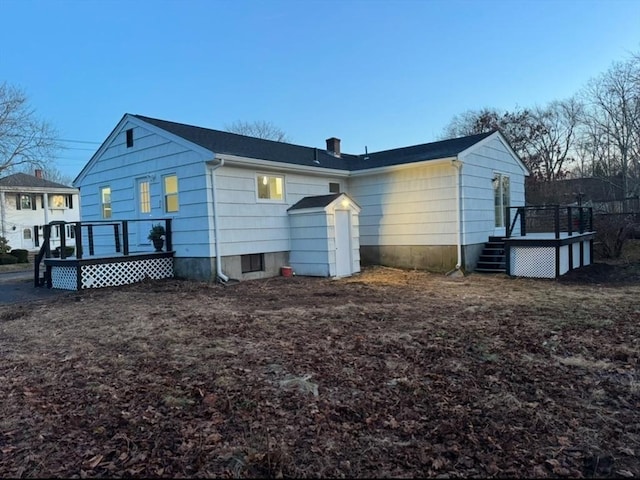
448;159;464;275
208;158;229;283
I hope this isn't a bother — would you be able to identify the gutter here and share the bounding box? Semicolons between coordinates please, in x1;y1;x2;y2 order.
447;159;464;276
207;158;229;283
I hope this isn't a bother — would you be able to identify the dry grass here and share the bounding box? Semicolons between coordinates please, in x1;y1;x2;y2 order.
0;244;639;477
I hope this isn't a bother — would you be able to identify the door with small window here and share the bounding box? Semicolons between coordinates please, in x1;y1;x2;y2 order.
22;227;34;250
136;178;153;246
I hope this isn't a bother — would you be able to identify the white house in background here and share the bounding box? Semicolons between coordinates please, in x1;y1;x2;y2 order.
73;114;528;281
0;171;80;252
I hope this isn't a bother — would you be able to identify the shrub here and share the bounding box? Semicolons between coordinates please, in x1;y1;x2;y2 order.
0;253;18;265
9;249;29;263
52;246;75;258
0;236;10;254
594;213;633;259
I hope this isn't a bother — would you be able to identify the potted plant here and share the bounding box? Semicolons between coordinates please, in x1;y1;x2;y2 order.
148;223;166;252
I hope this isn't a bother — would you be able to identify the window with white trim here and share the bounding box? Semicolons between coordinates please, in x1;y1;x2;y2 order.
493;174;510;228
257;174;283;201
51;194;73;209
101;187;112;219
164;175;179;213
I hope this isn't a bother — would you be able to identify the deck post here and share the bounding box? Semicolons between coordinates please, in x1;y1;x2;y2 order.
114;224;121;253
567;207;573;236
520;207;526;237
554;206;560;239
165;218;172;251
88;225;94;256
59;223;67;259
74;222;83;259
122;221;129;256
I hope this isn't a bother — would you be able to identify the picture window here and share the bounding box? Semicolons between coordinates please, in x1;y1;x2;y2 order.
257;174;283;201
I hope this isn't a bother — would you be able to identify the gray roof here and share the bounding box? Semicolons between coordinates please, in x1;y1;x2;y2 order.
134;115;495;171
0;173;73;189
287;193;343;211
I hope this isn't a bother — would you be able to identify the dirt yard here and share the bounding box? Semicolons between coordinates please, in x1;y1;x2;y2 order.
1;243;639;478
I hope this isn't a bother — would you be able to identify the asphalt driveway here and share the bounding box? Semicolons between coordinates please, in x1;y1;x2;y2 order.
0;270;67;304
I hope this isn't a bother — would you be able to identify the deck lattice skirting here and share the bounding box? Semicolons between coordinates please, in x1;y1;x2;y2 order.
504;205;595;279
46;252;174;290
505;233;594;278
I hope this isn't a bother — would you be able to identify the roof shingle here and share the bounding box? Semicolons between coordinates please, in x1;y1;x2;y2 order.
133;115;494;171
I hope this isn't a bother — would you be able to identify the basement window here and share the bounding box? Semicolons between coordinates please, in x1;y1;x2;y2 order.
241;253;264;273
126;128;134;148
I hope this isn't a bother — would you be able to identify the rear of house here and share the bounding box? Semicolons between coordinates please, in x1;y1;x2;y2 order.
73;114;527;282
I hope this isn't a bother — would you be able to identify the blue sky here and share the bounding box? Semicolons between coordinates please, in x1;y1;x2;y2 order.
1;0;639;179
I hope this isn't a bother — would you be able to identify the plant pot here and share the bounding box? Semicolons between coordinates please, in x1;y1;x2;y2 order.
152;237;164;252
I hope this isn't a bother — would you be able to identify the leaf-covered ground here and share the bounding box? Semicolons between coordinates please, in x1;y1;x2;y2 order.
1;250;639;478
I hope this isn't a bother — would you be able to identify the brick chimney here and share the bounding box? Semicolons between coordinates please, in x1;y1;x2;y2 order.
326;137;341;157
35;169;43;178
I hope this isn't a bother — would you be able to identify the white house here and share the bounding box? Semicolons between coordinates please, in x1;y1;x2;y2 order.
0;171;80;252
73;114;528;282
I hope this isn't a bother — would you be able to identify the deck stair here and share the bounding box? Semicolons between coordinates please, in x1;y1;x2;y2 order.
475;236;506;273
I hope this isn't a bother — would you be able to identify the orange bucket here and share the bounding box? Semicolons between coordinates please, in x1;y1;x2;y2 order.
281;266;293;277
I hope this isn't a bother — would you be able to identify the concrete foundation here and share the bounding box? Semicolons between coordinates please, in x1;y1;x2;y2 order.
360;243;485;273
174;252;290;282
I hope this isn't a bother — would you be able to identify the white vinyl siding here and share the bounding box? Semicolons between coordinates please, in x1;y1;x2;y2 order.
349;163;458;247
76;121;213;257
213;166;345;257
458;136;526;244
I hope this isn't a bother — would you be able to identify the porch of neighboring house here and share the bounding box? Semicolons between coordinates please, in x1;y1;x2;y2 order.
34;219;174;290
476;205;595;279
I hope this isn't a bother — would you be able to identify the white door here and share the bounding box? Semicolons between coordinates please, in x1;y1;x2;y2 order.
493;174;510;237
335;210;352;277
136;178;153;246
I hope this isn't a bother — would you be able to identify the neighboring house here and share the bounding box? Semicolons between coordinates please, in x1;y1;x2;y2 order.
73;114;528;281
0;171;80;252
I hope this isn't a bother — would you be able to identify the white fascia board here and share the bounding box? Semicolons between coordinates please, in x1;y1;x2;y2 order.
216;153;350;177
348;157;457;177
73;114;215;186
459;131;530;176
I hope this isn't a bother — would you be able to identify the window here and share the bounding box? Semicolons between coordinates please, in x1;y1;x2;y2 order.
51;194;73;209
101;187;112;219
493;174;510;228
257;174;283;201
66;225;75;239
164;175;179;212
241;253;264;273
126;128;134;148
23;228;32;240
329;182;340;193
16;194;34;210
139;181;151;214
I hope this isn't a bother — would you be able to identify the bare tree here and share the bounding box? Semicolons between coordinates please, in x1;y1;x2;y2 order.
530;98;582;182
442;107;548;178
579;55;640;205
0;82;61;176
225;120;291;142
